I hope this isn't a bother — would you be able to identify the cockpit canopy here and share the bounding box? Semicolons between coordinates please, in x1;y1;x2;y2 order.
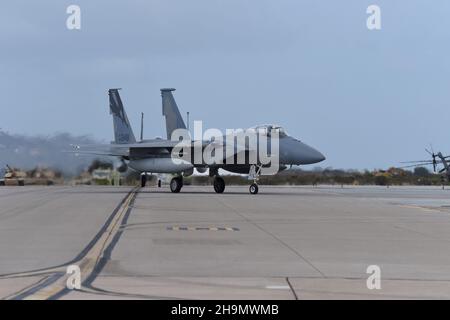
248;124;288;138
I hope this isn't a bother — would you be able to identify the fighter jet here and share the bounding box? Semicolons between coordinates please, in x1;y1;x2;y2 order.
72;88;325;194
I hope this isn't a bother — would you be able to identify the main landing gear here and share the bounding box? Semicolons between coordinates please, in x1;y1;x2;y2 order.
140;173;162;189
170;176;183;193
157;174;162;188
213;176;225;193
210;168;225;194
140;173;147;188
248;164;262;195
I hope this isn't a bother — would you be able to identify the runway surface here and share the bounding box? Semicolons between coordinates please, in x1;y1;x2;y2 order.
1;185;450;299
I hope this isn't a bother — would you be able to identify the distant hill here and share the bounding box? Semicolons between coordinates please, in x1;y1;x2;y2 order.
0;130;105;176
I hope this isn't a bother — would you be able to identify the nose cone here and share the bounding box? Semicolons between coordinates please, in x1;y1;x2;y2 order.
301;144;326;164
281;138;325;165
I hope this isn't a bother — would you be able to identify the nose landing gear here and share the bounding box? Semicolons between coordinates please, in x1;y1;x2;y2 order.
248;164;262;195
249;183;259;194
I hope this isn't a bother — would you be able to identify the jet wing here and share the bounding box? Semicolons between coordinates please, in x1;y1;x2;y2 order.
64;143;130;157
116;140;189;149
65;140;208;158
64;150;129;157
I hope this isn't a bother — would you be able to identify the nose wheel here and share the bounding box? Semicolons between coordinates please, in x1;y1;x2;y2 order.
248;165;262;194
249;183;259;195
213;176;225;193
170;177;183;193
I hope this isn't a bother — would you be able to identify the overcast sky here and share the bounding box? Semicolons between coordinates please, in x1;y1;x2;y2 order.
1;0;450;169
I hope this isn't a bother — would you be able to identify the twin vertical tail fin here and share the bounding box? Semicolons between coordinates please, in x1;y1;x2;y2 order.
109;89;136;144
109;88;185;143
161;88;186;140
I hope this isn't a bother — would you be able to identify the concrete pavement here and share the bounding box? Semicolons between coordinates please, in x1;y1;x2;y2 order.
1;185;450;299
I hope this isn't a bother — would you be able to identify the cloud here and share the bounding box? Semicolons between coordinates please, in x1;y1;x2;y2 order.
0;130;101;176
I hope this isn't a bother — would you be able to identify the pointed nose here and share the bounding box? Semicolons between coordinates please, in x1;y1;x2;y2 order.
279;137;326;165
300;143;325;164
310;148;326;163
286;139;325;165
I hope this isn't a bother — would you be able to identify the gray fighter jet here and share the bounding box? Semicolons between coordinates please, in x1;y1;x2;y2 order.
72;88;325;194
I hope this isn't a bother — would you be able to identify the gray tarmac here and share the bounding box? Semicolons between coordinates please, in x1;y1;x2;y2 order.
1;185;450;299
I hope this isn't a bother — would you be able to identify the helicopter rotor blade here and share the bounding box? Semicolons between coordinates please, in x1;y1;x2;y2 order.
400;160;436;164
398;163;434;169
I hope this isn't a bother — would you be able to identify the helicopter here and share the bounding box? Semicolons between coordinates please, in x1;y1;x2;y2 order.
400;146;450;182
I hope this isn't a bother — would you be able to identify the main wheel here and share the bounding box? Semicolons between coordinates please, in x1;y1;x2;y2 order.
249;183;258;194
158;180;162;188
170;177;183;193
140;174;147;188
213;176;225;193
